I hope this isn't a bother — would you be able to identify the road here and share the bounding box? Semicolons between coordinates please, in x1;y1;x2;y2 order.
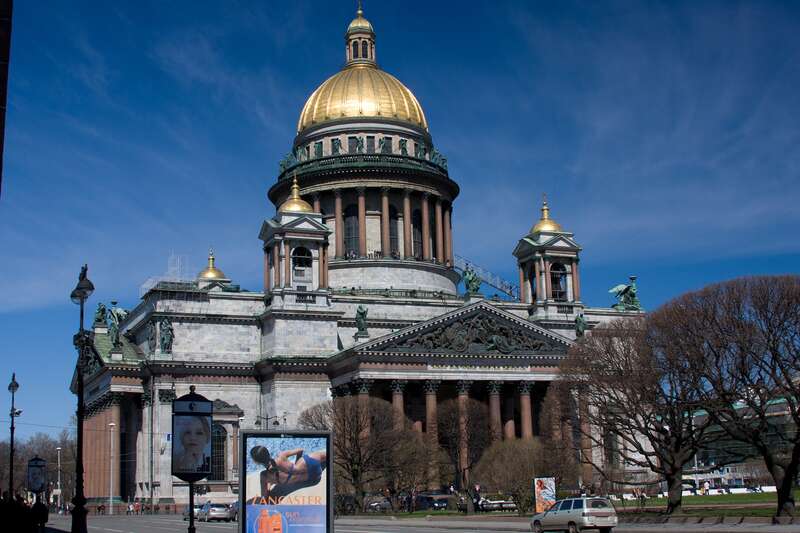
45;514;798;533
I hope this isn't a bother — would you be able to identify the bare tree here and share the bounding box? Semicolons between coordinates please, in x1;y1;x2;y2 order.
558;316;725;514
538;387;580;490
382;429;437;510
473;439;540;515
436;397;489;511
298;397;397;512
666;276;800;517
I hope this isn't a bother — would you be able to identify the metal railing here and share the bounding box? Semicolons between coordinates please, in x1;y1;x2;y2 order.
277;153;450;181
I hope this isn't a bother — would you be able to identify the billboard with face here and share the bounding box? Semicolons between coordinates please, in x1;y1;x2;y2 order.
172;414;212;477
534;477;557;513
240;432;331;533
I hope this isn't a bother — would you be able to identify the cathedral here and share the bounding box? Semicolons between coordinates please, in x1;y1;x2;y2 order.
74;6;641;508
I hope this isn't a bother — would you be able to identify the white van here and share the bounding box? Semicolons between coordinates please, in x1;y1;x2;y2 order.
530;497;618;533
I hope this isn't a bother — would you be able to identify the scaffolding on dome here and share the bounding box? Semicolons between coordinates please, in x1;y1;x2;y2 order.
454;254;518;300
139;252;193;297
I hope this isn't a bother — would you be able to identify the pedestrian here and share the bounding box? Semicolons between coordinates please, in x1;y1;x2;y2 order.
32;496;48;533
135;501;141;515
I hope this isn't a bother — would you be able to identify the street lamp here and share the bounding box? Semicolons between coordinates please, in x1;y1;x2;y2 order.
56;447;62;513
8;373;21;497
254;415;280;427
70;264;94;533
108;422;115;515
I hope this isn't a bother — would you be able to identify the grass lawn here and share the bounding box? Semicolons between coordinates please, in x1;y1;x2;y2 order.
638;490;800;507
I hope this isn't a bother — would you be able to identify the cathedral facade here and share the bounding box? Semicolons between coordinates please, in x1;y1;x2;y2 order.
75;7;640;508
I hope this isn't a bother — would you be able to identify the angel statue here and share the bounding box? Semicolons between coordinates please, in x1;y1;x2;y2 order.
107;300;129;348
609;276;642;311
462;267;481;296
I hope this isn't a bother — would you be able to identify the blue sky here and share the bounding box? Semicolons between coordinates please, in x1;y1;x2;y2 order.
1;0;799;438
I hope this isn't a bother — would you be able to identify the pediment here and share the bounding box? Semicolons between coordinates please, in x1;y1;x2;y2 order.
540;235;580;250
281;215;330;232
259;216;330;242
353;301;570;357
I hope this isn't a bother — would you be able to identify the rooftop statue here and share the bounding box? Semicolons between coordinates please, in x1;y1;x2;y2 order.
107;301;129;348
574;312;588;337
331;138;342;155
93;302;107;325
399;139;408;156
377;137;386;154
356;136;365;154
462;267;481;296
355;305;368;334
609;276;642;312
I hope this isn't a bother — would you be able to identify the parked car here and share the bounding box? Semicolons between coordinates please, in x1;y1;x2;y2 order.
229;501;240;521
367;497;392;512
530;497;617;533
415;495;448;511
182;504;201;521
198;501;233;522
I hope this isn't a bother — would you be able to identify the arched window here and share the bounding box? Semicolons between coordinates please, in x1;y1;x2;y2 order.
344;205;359;258
292;246;312;268
412;210;423;259
351;41;359;59
389;205;400;256
361;40;368;59
550;263;567;301
209;423;226;481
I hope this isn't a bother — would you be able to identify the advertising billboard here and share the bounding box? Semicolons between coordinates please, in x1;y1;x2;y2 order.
534;477;556;513
27;457;46;493
171;389;213;482
240;431;331;533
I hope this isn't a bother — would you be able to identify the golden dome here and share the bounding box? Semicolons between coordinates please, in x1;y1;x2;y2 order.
278;175;314;213
297;64;427;133
347;11;373;34
198;249;227;279
531;196;564;233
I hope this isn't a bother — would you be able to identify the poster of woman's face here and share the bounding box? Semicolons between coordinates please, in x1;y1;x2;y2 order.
172;415;211;476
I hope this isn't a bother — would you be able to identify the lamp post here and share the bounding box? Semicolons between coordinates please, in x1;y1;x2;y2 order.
70;264;94;533
108;422;115;515
254;415;280;427
8;373;20;497
56;446;62;512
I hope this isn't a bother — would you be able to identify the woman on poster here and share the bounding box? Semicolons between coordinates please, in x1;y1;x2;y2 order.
250;445;328;498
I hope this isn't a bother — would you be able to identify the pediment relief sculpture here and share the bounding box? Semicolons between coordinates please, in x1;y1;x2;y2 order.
395;313;560;355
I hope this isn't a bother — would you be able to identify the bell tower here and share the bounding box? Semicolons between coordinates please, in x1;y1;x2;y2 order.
345;1;376;64
513;196;583;317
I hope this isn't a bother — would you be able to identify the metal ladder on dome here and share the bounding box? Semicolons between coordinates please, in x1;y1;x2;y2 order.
454;254;519;300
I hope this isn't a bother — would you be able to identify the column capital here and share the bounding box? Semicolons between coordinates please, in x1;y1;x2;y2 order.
487;380;503;394
518;381;534;394
311;192;320;200
456;380;473;395
353;378;374;395
334;189;342;198
157;389;176;403
390;380;407;393
381;186;391;194
356;186;366;194
403;188;412;198
422;191;430;199
330;385;351;398
423;380;440;394
435;196;443;205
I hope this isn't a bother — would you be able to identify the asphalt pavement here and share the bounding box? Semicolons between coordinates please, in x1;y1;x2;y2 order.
44;514;800;533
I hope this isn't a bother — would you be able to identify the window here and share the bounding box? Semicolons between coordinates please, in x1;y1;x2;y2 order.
292;246;312;268
304;145;310;160
381;136;392;154
389;205;400;256
344;205;360;257
348;136;358;153
550;262;567;301
560;500;573;511
361;40;368;59
589;499;611;509
573;499;584;509
366;136;375;154
412;210;423;259
209;423;226;481
314;141;323;158
352;41;359;59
